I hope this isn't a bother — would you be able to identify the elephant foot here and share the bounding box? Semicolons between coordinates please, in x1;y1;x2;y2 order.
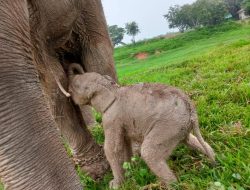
73;144;110;180
109;179;123;189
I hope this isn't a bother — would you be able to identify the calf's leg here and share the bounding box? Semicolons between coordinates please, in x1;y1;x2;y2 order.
104;126;128;189
141;127;180;185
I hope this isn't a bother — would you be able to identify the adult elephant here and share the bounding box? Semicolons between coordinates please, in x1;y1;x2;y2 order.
0;0;116;189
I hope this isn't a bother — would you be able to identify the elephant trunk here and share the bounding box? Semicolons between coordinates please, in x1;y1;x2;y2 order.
68;63;85;81
0;1;82;189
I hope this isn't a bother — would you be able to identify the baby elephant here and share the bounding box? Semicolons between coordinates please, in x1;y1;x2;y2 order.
68;64;215;189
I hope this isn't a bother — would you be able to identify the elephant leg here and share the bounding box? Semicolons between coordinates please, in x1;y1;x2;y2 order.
141;137;178;185
104;127;126;189
46;0;118;178
74;0;118;81
0;1;82;189
28;0;118;179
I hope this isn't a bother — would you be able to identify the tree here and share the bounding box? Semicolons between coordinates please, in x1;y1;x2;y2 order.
194;0;228;26
164;0;228;32
164;5;193;32
242;0;250;14
108;25;125;46
125;22;140;44
224;0;243;19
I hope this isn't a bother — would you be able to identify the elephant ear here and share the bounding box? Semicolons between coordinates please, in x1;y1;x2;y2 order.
101;75;120;89
90;82;116;113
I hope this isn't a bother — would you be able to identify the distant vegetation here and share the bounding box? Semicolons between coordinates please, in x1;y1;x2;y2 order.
125;21;140;44
164;0;248;32
108;25;125;46
164;0;227;32
243;0;250;13
108;0;250;46
225;0;244;19
108;21;140;46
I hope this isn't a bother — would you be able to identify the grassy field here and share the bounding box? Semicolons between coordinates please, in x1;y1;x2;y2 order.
0;22;249;189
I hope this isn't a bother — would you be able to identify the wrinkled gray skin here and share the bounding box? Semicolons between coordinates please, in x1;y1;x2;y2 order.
68;69;216;189
0;0;116;189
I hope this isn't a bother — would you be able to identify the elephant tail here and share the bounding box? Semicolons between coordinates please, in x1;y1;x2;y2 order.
191;110;216;165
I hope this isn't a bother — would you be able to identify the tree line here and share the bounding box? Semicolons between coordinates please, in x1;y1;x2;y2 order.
164;0;250;32
108;0;250;46
108;22;140;46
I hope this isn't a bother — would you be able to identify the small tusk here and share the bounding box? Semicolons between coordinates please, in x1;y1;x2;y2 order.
55;78;71;97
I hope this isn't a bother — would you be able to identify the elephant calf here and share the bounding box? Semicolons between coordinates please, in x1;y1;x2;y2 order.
67;64;216;188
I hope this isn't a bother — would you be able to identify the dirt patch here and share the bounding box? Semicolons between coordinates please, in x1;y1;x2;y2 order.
164;33;179;39
135;52;148;60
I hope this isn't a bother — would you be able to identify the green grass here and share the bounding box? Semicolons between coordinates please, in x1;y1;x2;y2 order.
0;22;249;190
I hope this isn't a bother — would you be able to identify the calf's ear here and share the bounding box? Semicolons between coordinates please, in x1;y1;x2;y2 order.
91;83;116;113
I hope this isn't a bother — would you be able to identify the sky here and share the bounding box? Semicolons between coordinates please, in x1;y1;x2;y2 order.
102;0;196;43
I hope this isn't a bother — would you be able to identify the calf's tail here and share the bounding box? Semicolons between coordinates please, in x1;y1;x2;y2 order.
190;110;216;165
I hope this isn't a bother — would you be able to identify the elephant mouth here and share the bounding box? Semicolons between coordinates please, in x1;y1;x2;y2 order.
52;47;82;98
57;48;83;72
55;32;85;75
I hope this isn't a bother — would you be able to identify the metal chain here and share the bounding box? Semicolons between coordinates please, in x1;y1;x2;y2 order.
73;146;105;167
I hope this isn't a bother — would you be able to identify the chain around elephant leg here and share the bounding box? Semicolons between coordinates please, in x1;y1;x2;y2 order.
73;143;110;180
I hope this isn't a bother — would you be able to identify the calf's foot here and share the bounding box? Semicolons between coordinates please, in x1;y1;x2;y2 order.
109;178;123;189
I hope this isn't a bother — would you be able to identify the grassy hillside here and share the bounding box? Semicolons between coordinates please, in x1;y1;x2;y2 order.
80;21;250;190
0;22;249;190
115;22;250;79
